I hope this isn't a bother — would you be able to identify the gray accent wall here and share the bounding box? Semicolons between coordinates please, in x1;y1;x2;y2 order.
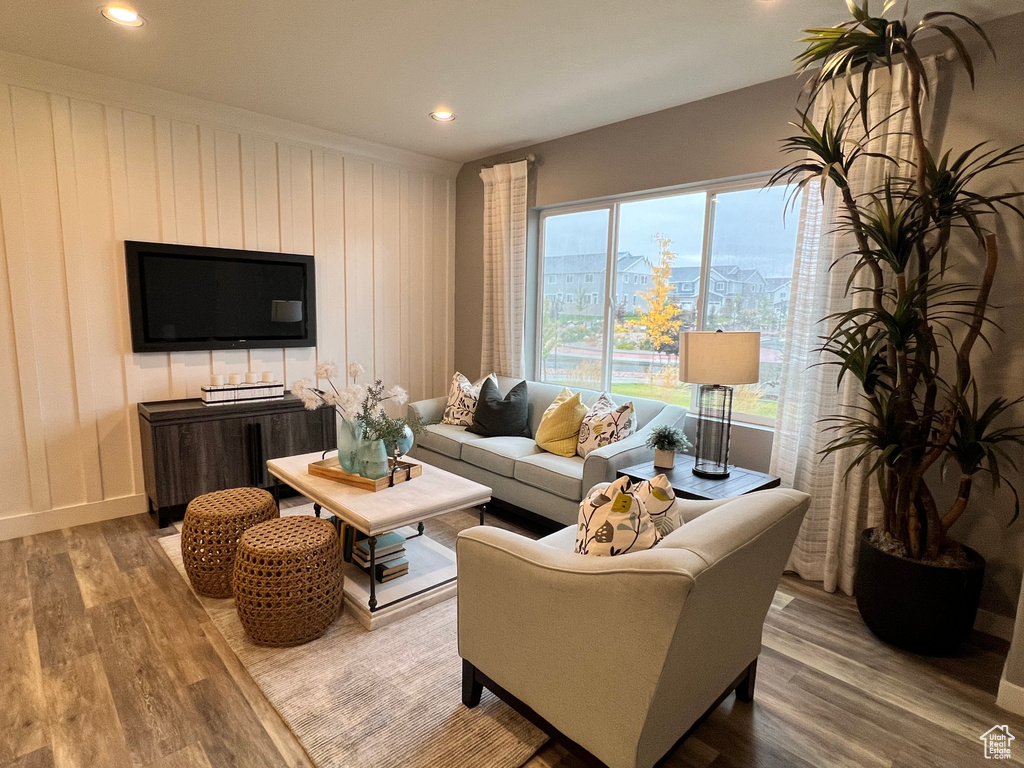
454;11;1024;636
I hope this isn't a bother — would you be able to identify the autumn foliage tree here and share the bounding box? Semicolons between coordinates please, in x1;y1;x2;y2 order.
635;234;681;356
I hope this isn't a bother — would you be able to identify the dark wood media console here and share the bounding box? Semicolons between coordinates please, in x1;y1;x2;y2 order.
138;395;336;526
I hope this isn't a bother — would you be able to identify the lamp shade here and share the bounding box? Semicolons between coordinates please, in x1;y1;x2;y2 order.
679;331;761;385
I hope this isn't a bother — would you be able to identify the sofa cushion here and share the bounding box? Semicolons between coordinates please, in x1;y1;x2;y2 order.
467;378;531;438
574;476;659;556
632;475;683;537
514;453;585;501
538;524;577;551
442;372;497;426
577;393;636;458
462;437;542;477
416;423;485;460
535;388;587;457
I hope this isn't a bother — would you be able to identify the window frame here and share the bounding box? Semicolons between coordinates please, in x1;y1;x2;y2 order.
534;174;783;427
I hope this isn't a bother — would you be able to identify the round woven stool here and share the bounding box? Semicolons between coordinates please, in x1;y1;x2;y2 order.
233;516;343;646
181;487;278;598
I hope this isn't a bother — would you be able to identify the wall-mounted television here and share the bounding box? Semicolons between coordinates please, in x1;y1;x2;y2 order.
125;241;316;353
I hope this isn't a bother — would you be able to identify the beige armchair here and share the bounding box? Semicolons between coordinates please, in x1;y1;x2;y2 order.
457;488;810;768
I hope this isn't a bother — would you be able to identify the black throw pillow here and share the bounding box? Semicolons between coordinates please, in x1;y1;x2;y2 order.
466;378;531;438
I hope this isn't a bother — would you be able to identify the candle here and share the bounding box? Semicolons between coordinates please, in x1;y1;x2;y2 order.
245;371;257;384
228;373;241;385
262;371;273;383
210;374;224;386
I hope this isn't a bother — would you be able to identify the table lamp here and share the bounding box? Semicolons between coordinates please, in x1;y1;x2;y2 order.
679;330;761;478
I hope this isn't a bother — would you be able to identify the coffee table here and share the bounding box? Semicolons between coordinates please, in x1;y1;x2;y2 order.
266;452;491;630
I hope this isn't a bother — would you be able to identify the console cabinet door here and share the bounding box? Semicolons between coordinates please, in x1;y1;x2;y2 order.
152;417;254;507
254;408;336;486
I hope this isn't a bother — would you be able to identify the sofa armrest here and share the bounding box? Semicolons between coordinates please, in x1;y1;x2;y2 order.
408;396;446;424
581;404;686;492
456;526;702;767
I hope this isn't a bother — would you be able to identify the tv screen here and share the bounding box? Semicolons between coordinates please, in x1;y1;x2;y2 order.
125;241;316;352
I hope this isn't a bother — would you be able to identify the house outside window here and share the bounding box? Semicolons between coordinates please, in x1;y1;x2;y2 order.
535;178;798;424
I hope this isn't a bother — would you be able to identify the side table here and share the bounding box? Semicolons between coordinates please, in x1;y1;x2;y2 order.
618;455;780;500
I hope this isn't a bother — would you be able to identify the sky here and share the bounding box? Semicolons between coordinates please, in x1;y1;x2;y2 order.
544;185;799;279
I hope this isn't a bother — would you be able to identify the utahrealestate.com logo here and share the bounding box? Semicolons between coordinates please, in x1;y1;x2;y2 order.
980;726;1015;759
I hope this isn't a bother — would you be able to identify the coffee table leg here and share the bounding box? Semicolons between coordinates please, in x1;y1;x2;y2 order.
272;478;281;507
479;504;487;526
368;535;378;611
313;503;322;518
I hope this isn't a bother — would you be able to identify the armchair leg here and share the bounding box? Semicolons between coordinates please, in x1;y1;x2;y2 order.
736;658;757;703
462;659;482;708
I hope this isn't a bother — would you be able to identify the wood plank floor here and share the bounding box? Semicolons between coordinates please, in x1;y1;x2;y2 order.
1;499;1021;768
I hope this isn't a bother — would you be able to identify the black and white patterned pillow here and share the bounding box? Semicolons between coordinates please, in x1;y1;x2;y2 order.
633;475;683;537
441;372;497;426
575;476;659;556
576;393;635;457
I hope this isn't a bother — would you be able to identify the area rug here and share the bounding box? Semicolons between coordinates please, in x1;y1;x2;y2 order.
159;510;547;768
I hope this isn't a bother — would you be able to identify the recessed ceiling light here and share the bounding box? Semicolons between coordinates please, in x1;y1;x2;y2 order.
430;110;455;122
101;6;145;26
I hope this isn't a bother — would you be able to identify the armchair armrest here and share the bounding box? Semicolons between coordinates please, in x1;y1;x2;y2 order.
456;526;704;768
408;396;445;424
581;404;686;492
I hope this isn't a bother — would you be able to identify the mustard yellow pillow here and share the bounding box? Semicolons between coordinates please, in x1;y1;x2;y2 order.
535;388;587;457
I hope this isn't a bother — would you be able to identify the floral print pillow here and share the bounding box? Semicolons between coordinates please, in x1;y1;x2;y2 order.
441;372;497;426
576;393;635;458
575;476;660;556
633;475;683;537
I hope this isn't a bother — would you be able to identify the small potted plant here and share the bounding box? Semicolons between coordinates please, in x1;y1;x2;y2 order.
645;425;691;470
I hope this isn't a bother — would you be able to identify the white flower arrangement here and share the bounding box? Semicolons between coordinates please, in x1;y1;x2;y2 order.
292;361;420;452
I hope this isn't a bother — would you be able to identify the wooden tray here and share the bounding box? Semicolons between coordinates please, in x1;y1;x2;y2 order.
307;456;422;491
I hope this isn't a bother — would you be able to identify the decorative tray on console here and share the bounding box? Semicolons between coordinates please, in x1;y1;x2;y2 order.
307;455;422;492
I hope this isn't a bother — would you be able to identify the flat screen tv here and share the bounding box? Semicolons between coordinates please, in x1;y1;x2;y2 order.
125;241;316;353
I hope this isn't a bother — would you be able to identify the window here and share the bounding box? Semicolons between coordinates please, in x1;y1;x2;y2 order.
536;179;798;424
566;274;575;284
546;275;556;285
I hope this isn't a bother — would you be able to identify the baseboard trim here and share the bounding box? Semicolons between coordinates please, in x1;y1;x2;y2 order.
998;677;1024;715
977;609;1016;642
0;494;148;540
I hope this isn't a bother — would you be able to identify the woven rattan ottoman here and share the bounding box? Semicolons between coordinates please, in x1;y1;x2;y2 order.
181;487;279;598
233;516;344;646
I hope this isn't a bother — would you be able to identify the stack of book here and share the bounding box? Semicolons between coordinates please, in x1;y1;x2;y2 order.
352;531;410;583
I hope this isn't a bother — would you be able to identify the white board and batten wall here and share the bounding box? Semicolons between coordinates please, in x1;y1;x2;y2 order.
0;51;460;540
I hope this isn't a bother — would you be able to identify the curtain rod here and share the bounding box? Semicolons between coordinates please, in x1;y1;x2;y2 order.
481;153;536;169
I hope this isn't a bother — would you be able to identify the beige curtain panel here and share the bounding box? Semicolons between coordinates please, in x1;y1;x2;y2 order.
480;160;529;377
770;60;939;595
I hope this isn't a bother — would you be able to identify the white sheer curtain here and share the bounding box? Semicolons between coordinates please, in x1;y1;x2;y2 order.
480;160;529;377
771;60;938;595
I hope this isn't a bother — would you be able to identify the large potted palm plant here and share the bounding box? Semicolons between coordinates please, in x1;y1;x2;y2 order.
773;1;1024;653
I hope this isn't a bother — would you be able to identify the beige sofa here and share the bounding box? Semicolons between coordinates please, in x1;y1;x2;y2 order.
457;487;811;768
407;376;687;526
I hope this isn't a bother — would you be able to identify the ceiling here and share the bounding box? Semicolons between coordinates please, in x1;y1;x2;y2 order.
0;0;1014;162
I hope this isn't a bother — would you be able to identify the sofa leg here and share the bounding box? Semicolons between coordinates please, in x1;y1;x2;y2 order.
736;658;757;703
462;659;482;708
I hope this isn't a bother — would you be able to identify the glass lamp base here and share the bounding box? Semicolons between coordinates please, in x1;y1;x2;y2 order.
692;463;730;479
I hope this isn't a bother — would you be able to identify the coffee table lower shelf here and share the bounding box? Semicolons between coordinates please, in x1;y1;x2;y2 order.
342;525;457;631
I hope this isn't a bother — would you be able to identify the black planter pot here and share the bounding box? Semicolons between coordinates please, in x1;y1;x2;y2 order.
854;527;985;654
